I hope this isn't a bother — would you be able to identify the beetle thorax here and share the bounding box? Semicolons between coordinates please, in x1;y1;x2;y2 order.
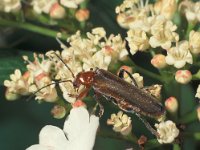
73;71;95;88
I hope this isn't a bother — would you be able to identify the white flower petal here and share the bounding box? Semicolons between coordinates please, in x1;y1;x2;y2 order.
26;144;51;150
39;125;69;149
63;107;90;141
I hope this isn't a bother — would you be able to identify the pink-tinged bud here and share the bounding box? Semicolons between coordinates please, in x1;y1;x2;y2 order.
197;106;200;121
175;70;192;84
51;105;66;119
5;89;19;101
117;65;133;78
151;54;167;69
165;97;178;113
50;3;66;19
75;9;90;22
22;71;30;80
35;72;48;81
72;100;86;108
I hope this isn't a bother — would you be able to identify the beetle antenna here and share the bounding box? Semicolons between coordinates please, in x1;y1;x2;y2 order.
26;80;73;101
52;52;75;78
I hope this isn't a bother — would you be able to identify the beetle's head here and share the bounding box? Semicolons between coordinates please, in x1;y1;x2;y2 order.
73;71;95;88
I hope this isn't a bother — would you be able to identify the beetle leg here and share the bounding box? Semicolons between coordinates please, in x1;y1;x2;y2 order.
118;69;138;87
93;92;104;117
76;87;90;100
135;113;159;138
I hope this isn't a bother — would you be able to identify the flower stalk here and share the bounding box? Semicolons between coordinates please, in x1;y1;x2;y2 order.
0;18;69;40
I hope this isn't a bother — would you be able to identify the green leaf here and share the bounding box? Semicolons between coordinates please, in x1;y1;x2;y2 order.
0;49;32;84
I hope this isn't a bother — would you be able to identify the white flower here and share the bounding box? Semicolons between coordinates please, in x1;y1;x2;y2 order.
4;69;31;96
154;0;177;20
82;51;111;71
149;15;179;50
189;30;200;54
0;0;21;13
60;0;84;9
126;29;150;55
155;120;179;144
26;107;99;150
31;0;57;14
180;1;200;23
165;41;193;68
107;111;132;136
195;84;200;99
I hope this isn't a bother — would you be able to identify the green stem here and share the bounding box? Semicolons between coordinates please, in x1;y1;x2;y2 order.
173;144;181;150
145;139;160;150
133;63;164;83
185;23;195;39
184;132;200;140
178;109;197;124
0;18;69;40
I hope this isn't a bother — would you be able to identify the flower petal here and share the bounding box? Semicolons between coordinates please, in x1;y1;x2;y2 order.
63;107;90;141
39;125;68;149
26;144;51;150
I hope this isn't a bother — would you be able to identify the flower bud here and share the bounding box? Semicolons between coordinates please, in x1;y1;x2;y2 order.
75;9;90;22
197;106;200;121
175;70;192;84
51;105;66;119
5;89;19;101
151;54;167;69
50;3;66;19
72;100;86;108
117;66;133;78
165;97;178;113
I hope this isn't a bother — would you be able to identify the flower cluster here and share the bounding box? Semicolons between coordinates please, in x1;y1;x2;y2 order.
4;27;128;105
0;0;89;21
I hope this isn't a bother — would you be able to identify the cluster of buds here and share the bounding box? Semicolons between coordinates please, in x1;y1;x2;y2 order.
107;111;132;136
0;0;89;21
31;0;87;20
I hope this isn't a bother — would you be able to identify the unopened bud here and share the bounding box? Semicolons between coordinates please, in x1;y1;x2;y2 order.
197;106;200;121
165;97;178;113
72;100;86;108
75;9;90;22
175;70;192;84
50;3;66;19
151;54;167;69
5;89;19;101
51;105;66;119
117;66;133;78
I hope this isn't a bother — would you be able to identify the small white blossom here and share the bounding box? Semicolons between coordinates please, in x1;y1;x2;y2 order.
126;29;150;55
189;30;200;54
82;51;111;71
107;111;132;136
26;107;99;150
165;41;193;68
4;70;31;96
0;0;21;13
124;73;143;88
195;84;200;99
154;0;177;20
180;1;200;23
149;15;179;50
155;120;179;144
31;0;57;14
60;0;84;9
